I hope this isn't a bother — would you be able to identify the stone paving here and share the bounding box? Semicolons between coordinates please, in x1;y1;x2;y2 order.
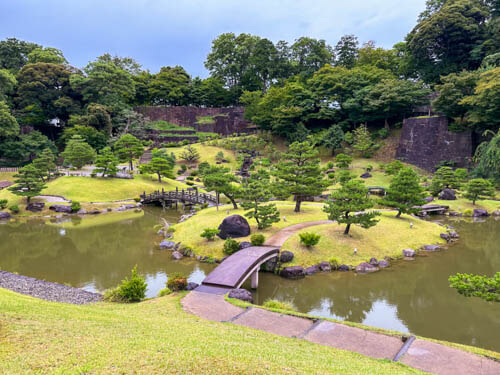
182;290;500;375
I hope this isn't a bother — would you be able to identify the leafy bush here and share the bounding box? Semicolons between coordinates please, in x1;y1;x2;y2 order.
157;287;172;297
215;151;225;162
180;164;187;171
385;160;405;175
329;257;340;269
376;128;389;139
223;238;240;255
104;266;147;303
366;165;373;172
167;226;176;233
326;161;334;169
250;234;265;246
299;232;321;248
167;272;187;291
186;181;194;186
190;170;198;177
328;172;335;179
177;169;184;175
71;201;81;212
186;176;194;181
9;205;19;214
200;228;220;241
0;199;8;210
263;299;296;312
134;197;141;202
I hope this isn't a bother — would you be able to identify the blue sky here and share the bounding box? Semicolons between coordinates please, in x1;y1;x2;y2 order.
0;0;426;77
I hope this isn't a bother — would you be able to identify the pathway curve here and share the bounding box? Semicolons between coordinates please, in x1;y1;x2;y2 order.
265;220;334;247
182;291;500;375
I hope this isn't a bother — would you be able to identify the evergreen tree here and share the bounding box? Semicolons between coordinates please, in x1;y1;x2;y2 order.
323;179;380;235
463;178;495;205
321;125;344;155
381;167;425;217
61;135;96;169
352;125;377;158
8;164;46;204
473;129;500;184
0;101;19;139
240;170;280;229
179;145;200;164
114;134;144;170
201;165;240;209
95;147;119;177
142;157;174;183
273;141;329;212
335;153;352;169
430;166;459;195
32;148;57;181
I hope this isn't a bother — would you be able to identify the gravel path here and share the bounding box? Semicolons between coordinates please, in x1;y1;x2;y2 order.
0;271;102;304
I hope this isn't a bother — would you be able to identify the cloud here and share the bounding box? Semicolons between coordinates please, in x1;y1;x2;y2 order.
0;0;426;76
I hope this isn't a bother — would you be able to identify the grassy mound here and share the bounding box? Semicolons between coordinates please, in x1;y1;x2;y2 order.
169;144;239;170
0;289;418;374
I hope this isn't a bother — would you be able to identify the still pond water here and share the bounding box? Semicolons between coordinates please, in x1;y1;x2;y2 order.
0;207;498;352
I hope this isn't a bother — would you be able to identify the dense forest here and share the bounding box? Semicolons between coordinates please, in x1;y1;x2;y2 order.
0;0;498;180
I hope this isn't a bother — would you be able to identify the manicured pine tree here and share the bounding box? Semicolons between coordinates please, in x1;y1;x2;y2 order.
381;167;425;217
142;157;174;183
335;153;353;169
323;179;380;235
8;164;47;204
61;135;96;169
95;147;119;177
430;166;459;195
273;141;329;212
32;148;57;181
179;145;200;164
201;164;240;209
463;178;495;205
114;134;144;171
240;169;280;229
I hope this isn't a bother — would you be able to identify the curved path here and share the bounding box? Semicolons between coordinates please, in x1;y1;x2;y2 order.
265;220;334;247
182;291;500;375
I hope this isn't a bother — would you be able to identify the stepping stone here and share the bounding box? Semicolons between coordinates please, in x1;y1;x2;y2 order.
400;339;500;375
181;291;242;322
232;307;313;338
302;320;403;360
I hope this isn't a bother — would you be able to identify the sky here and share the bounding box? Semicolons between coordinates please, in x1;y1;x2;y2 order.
0;0;426;77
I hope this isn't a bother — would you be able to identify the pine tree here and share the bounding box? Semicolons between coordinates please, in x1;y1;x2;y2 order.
335;153;352;169
114;134;144;170
201;164;240;209
273;141;329;212
142;157;174;183
323;179;380;235
429;166;459;195
240;170;280;229
95;147;119;177
61;135;96;169
463;179;495;205
32;148;57;181
179;145;200;164
8;164;47;204
381;167;425;217
352;125;377;158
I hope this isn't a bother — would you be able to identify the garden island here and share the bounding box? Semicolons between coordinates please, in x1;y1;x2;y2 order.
0;1;499;374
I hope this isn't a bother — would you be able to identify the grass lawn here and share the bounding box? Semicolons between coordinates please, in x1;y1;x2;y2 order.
0;289;419;375
281;212;446;267
434;197;500;214
0;171;16;182
168;143;239;170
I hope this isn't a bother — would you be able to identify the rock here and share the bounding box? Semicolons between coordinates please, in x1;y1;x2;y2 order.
378;260;390;268
280;266;305;279
89;209;101;214
473;209;489;217
78;209;88;215
279;251;294;263
0;211;11;220
318;262;332;272
171;251;183;260
355;262;379;274
186;282;199;291
449;211;462;217
369;257;379;266
423;245;440;252
239;241;252;250
402;249;416;257
360;172;372;179
217;215;251;239
228;288;253;303
438;189;456;200
49;204;72;213
261;257;278;272
424;196;434;203
159;240;175;250
440;233;451;241
305;265;320;275
492;210;500;217
449;231;459;239
26;202;45;212
338;264;350;271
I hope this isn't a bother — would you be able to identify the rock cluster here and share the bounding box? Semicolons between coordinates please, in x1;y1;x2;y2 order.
228;288;253;303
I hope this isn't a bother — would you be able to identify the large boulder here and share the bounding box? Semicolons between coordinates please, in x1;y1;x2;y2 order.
26;202;45;212
228;288;253;303
318;262;332;272
360;172;372;179
171;251;183;260
378;260;390;268
438;189;456;200
261;257;278;272
159;240;176;250
338;264;350;271
280;266;305;279
279;251;294;263
440;233;451;241
217;215;251;239
239;241;252;250
402;249;416;257
49;204;72;213
423;244;441;252
369;258;379;266
355;262;379;274
0;211;11;220
305;265;320;275
424;196;434;203
473;209;489;217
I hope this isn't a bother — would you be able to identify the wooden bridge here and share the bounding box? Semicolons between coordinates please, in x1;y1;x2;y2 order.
414;204;449;216
140;188;218;206
367;186;386;196
196;246;280;294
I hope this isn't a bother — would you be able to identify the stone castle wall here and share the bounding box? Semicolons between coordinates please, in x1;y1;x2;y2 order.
396;116;472;171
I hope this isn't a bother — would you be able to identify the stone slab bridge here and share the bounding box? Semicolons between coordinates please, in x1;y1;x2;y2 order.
140;188;218;206
196;246;280;294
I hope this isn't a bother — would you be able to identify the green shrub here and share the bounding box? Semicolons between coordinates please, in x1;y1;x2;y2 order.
326;161;334;169
186;176;194;181
263;299;296;312
223;238;240;255
167;227;176;233
463;209;473;217
157;287;172;297
200;228;220;241
9;205;19;214
71;201;81;213
134;197;141;202
366;165;373;172
328;172;335;179
299;232;321;248
90;171;97;178
177;169;184;175
385;160;405;175
190;170;198;177
250;234;265;246
376;128;389;139
104;266;147;303
186;181;194;186
0;199;8;210
167;272;187;291
180;164;187;171
329;257;340;269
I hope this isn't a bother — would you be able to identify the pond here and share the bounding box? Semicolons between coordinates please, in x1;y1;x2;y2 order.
0;208;498;352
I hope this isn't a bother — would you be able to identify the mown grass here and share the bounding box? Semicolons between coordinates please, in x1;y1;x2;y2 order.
282;212;446;267
0;289;420;374
169;143;239;170
434;197;500;213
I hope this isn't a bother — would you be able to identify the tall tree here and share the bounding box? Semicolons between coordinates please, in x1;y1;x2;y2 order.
323;179;380;235
94;147;119;177
149;66;191;105
320;125;344;155
429;166;460;195
290;37;335;77
61;135;96;169
0;38;40;71
0;101;19;138
273;141;328;212
334;34;359;68
352;125;377;158
179;145;200;164
32;148;57;181
201;165;240;209
473;129;500;183
27;47;67;64
0;69;16;101
59;125;107;151
113;134;143;170
381;167;425;217
8;164;47;204
141;157;174;183
463;178;495;205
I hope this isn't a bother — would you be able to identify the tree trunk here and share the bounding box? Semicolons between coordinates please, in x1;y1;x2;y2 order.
226;194;238;209
344;223;351;235
294;196;301;213
384;118;389;130
129;159;133;171
158;173;162;183
396;210;402;218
